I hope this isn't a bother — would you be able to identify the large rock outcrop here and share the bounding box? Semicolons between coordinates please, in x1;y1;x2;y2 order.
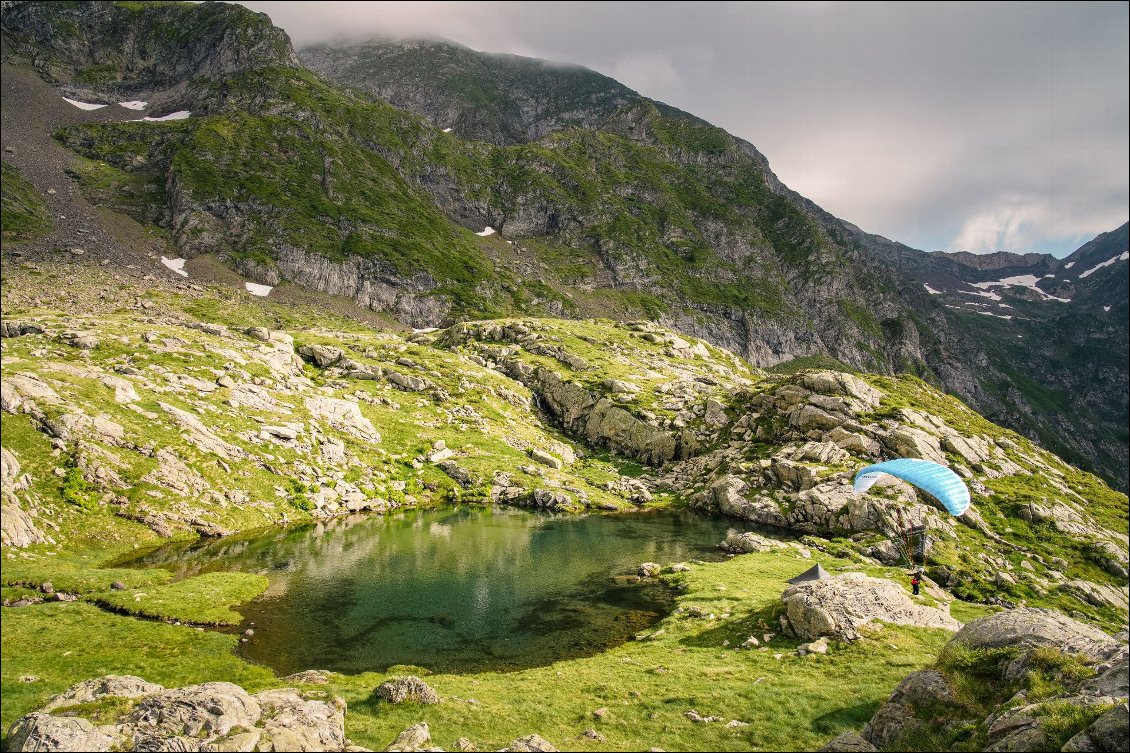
846;609;1129;752
6;675;349;752
781;572;961;641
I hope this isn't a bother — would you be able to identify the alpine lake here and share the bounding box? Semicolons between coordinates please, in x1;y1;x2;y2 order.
117;507;757;675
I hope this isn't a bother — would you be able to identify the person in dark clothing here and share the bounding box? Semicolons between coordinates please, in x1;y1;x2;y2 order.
910;572;921;596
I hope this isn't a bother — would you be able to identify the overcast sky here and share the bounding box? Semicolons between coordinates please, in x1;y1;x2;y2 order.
236;1;1128;257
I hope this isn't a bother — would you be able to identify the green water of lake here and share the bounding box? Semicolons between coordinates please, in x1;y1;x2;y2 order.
121;507;752;675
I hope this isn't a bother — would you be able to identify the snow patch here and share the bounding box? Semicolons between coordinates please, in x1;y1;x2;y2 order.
476;226;496;236
413;327;439;334
971;274;1070;302
1104;305;1112;312
443;127;452;133
1064;261;1075;269
134;111;191;122
245;282;273;297
964;288;1002;302
62;97;107;111
975;311;1013;320
118;101;148;110
1079;251;1129;279
923;283;942;295
1042;274;1055;278
160;257;188;277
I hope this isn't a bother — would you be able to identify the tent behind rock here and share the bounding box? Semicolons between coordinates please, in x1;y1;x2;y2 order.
787;563;831;584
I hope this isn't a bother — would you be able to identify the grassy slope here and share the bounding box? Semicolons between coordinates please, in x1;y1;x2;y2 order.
0;161;52;242
1;264;1125;751
2;549;963;751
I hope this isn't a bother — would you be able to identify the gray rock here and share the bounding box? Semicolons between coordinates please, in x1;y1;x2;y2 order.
501;735;558;752
1062;702;1129;752
298;344;344;367
438;461;476;488
819;731;878;752
530;488;572;510
388;371;428;392
385;722;431;751
783;573;960;641
374;676;441;705
253;688;346;751
1081;660;1129;699
720;531;778;554
127;682;261;737
528;448;562;469
862;670;954;749
638;562;662;577
43;675;165;712
951;608;1118;662
7;713;114;752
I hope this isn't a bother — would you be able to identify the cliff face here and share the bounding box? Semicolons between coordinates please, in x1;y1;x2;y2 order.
2;2;1125;489
0;0;298;100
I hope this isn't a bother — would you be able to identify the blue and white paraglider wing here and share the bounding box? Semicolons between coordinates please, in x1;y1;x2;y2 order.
853;458;971;517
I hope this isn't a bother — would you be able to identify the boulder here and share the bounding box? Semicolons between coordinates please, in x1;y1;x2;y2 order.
862;670;955;748
501;735;558;752
819;731;878;752
385;722;432;751
950;608;1118;662
298;344;344;367
254;689;346;751
127;682;261;738
374;676;441;705
43;675;165;712
782;573;961;641
7;713;113;752
720;531;780;554
304;396;381;443
1062;702;1129;753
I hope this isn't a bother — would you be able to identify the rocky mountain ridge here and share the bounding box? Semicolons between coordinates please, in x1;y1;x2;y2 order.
0;0;1126;493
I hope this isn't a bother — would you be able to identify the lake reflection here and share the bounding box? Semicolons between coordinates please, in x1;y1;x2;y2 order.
120;507;749;674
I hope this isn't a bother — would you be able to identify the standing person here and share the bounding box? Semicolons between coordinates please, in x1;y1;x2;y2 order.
910;571;921;596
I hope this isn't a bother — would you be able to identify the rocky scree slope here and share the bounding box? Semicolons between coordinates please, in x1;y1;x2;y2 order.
1;0;1126;493
1;262;1127;632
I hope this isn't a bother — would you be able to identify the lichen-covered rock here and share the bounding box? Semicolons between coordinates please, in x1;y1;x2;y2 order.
127;682;261;738
42;675;165;712
374;676;441;705
501;735;559;752
254;689;346;751
720;531;782;554
385;722;432;751
304;396;381;442
782;573;961;641
1062;702;1129;752
862;670;954;748
6;677;350;752
819;731;878;752
7;713;113;752
951;608;1118;661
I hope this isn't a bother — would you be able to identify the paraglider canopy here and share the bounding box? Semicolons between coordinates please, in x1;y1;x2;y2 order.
787;563;831;584
853;458;970;517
